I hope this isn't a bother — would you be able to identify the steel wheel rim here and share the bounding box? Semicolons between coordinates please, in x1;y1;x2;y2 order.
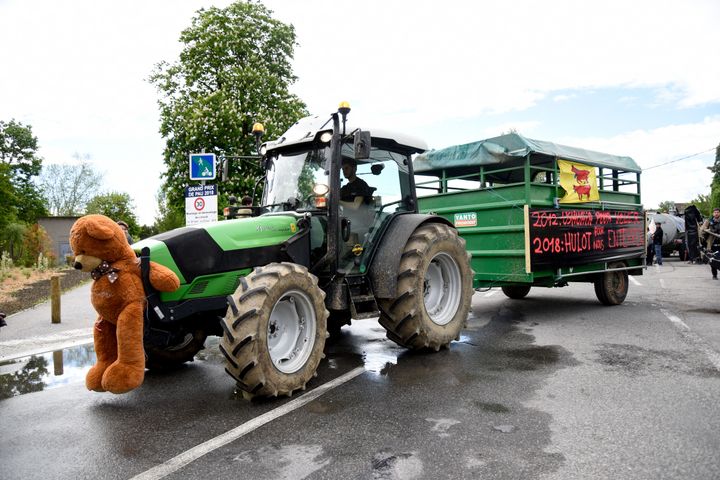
267;290;317;373
423;252;462;326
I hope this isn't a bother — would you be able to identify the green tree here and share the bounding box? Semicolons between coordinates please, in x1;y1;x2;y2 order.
85;191;140;236
711;142;720;209
149;0;307;219
657;201;675;213
0;120;48;222
153;188;185;233
0;163;18;228
689;193;711;217
39;156;103;215
0;222;27;261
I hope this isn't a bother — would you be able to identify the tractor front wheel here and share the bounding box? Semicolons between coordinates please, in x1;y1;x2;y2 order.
144;324;207;371
594;262;628;305
220;263;328;398
378;223;473;351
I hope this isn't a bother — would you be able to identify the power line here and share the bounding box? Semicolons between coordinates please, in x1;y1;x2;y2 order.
644;147;716;170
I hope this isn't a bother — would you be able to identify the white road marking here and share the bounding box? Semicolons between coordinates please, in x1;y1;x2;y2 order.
629;275;641;286
130;366;366;480
661;309;720;371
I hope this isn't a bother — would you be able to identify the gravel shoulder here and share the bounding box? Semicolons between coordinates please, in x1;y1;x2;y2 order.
0;269;89;316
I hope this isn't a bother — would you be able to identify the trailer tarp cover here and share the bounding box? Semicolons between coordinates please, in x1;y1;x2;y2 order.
414;133;641;173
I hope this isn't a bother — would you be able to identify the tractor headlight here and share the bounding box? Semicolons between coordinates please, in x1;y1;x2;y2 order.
313;183;329;209
319;131;332;144
313;183;329;196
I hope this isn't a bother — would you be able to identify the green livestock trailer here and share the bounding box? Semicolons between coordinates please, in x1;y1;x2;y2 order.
414;133;645;305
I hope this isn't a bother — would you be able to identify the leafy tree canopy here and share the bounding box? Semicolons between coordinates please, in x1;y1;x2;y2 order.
149;0;307;219
0;120;47;223
0;163;18;229
39;156;103;216
0;119;42;184
710;143;720;210
689;193;711;218
657;201;675;213
85;191;140;235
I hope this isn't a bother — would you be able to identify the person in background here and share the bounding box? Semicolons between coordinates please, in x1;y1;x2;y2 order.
237;195;253;217
0;312;6;328
117;220;133;244
703;207;720;279
646;229;655;266
653;222;664;266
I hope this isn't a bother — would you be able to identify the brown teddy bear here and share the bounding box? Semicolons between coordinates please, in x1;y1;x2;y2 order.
70;214;179;394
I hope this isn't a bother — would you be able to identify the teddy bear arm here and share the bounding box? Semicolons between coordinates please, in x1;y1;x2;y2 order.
148;261;181;292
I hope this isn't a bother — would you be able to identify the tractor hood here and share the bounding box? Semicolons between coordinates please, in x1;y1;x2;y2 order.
134;215;299;284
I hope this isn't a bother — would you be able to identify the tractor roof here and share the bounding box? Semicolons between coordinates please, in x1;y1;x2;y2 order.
266;114;427;155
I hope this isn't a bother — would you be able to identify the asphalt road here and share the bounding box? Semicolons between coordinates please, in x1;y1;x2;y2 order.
1;257;719;479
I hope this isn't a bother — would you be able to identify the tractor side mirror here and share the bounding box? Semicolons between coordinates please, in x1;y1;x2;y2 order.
371;163;385;175
354;130;371;160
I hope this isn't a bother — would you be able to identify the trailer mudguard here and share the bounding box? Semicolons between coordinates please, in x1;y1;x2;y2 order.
368;213;453;299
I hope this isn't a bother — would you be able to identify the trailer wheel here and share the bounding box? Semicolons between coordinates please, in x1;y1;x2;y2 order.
220;263;328;398
501;285;531;299
594;262;628;306
378;223;473;351
144;326;207;370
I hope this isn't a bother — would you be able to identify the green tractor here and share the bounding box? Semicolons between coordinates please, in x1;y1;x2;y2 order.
135;104;474;398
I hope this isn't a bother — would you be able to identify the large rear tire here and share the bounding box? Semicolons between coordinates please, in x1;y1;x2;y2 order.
220;263;328;398
501;285;531;299
594;261;628;305
378;223;473;350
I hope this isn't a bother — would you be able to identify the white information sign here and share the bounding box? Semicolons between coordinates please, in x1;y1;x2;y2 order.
185;184;218;225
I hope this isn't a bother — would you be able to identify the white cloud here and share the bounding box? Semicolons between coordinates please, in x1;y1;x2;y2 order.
561;116;720;208
1;0;719;224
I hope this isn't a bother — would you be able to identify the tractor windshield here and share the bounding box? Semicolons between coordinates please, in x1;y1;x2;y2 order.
262;148;330;212
262;143;413;216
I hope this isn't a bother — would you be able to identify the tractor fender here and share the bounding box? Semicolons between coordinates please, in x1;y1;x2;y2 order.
368;213;453;299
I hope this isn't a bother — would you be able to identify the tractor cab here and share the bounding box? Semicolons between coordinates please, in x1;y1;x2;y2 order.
258;109;427;277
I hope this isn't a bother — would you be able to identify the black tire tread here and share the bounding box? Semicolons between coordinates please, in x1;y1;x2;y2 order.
378;223;473;350
220;262;329;398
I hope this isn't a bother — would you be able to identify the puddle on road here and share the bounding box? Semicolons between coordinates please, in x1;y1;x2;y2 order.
0;344;96;400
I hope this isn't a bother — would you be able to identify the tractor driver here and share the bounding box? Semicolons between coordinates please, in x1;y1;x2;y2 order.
340;158;375;208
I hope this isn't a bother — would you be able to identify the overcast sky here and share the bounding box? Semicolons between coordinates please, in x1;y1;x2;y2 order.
1;0;718;225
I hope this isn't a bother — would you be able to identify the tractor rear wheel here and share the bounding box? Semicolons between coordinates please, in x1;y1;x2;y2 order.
594;261;628;305
501;285;531;299
378;223;473;350
220;263;328;398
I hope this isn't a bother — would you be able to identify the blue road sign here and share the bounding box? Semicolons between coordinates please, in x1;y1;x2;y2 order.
189;153;217;180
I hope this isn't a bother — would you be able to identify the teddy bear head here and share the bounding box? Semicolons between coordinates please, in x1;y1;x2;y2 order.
70;214;135;272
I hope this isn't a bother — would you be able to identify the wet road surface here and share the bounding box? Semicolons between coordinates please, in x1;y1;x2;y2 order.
2;259;720;479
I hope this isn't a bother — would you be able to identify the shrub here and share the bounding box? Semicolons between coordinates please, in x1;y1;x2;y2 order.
20;224;55;268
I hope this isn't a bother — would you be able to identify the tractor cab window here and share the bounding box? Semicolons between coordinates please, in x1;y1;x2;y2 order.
338;146;412;275
262;148;330;212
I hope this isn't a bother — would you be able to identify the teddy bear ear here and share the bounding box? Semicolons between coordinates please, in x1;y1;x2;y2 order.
85;217;116;240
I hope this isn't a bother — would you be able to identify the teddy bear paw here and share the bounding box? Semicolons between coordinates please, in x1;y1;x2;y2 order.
101;362;145;394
